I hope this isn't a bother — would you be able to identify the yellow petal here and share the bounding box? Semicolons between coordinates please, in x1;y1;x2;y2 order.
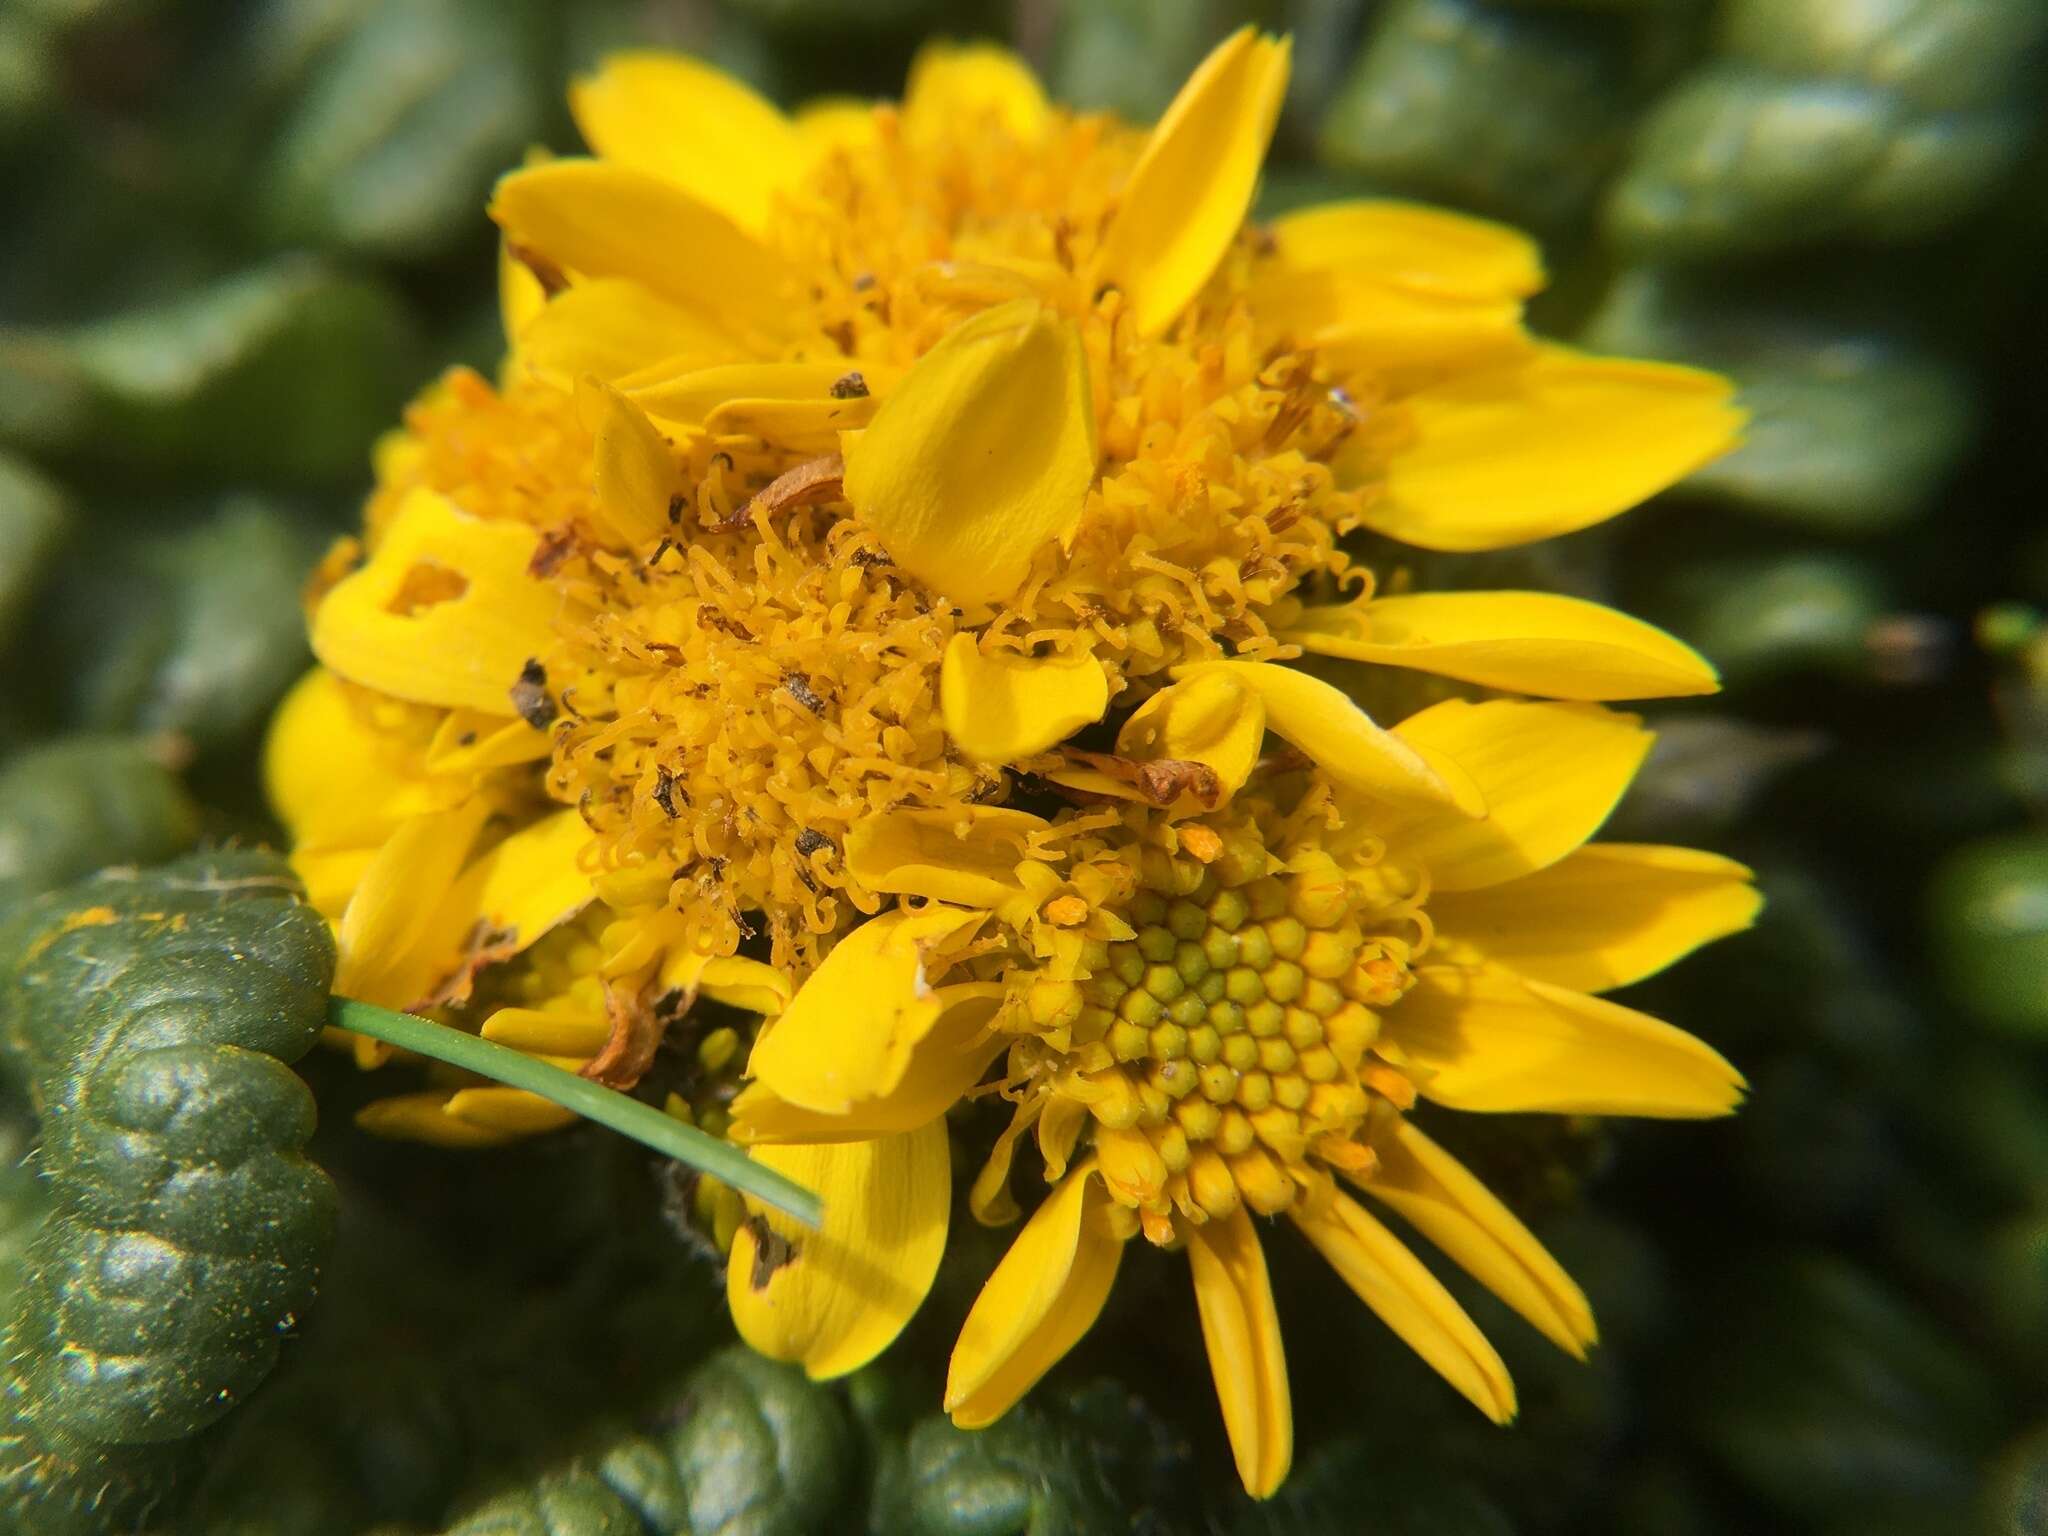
514;279;734;388
1290;1190;1516;1424
1430;843;1761;993
1362;346;1744;552
1171;661;1483;816
727;1125;950;1379
570;51;805;237
442;1086;579;1137
1269;200;1544;300
841;299;1094;607
576;377;681;546
498;237;547;347
291;846;376;919
1115;670;1266;799
332;800;490;1006
660;951;794;1016
462;808;596;953
794;98;881;158
946;1164;1125;1428
844;805;1047;910
1184;1204;1292;1499
1388;963;1746;1117
730;987;1005;1145
1382;700;1652;892
1254;268;1529;381
624;360;879;455
940;635;1109;763
1363;1120;1595;1358
1285;591;1718;701
356;1091;521;1148
903;41;1048;141
425;709;554;776
744;907;985;1116
311;488;559;716
265;668;450;851
490;160;792;341
1097;28;1291;337
481;1006;611;1056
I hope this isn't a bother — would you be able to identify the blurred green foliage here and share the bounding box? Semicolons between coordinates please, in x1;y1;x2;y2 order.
0;0;2042;1532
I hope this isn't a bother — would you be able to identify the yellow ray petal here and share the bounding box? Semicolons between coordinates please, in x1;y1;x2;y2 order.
425;709;555;776
1171;661;1483;816
291;846;376;920
498;237;547;347
490;160;792;341
461;808;596;953
1382;699;1652;892
660;951;794;1016
356;1090;522;1148
744;907;985;1116
1290;1190;1516;1424
903;41;1048;141
1184;1204;1292;1499
1253;268;1528;382
940;635;1110;764
1431;844;1761;994
311;488;559;716
730;988;1006;1145
332;800;490;1006
442;1086;580;1137
575;377;682;546
842;299;1094;607
481;1006;611;1056
1363;1119;1595;1358
625;360;879;454
844;805;1047;910
794;98;881;158
1097;28;1291;337
1268;200;1544;300
1389;963;1746;1117
727;1124;950;1379
1284;591;1718;701
514;279;734;388
1361;346;1743;552
265;668;450;851
570;51;805;238
946;1164;1126;1428
1115;669;1266;799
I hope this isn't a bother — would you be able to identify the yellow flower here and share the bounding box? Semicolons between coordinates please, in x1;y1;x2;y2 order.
261;25;1754;1483
729;683;1756;1497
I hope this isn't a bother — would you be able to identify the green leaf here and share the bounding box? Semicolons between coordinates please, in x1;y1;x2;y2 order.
1047;0;1272;125
1608;0;2048;258
0;257;419;485
1228;1434;1516;1535
870;1384;1194;1536
1580;268;1977;534
1691;1255;2000;1524
0;736;199;919
254;0;553;263
1644;549;1891;688
435;1347;856;1536
0;449;69;659
1928;832;2048;1039
40;497;321;757
0;848;337;1532
1317;0;1640;236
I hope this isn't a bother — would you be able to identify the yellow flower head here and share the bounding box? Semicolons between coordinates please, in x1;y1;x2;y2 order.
266;29;1756;1495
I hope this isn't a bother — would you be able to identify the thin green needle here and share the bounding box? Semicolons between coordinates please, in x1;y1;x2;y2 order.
328;996;822;1229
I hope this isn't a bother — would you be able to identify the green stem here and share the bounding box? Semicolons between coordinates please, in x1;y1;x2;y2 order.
328;996;822;1230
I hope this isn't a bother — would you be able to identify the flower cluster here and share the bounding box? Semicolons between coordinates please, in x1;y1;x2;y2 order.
267;32;1756;1496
